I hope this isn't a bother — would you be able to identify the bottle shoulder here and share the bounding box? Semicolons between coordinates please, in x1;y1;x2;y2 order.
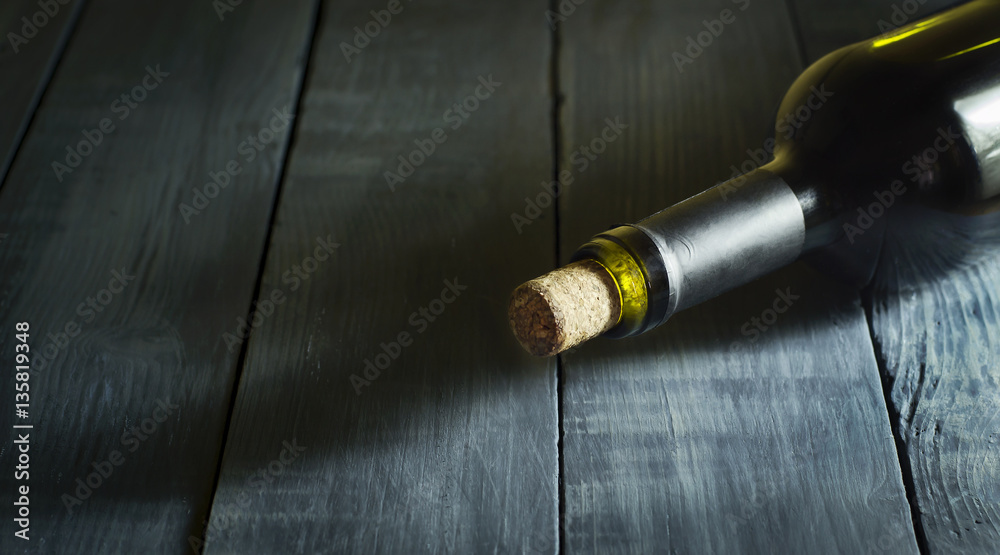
773;14;1000;210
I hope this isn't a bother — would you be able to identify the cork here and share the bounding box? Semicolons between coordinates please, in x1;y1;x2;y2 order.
508;259;622;356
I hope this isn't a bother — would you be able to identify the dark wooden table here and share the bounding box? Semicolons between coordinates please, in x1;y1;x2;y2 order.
2;0;996;553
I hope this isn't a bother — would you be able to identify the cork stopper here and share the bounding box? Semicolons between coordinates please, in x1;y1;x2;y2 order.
508;259;622;356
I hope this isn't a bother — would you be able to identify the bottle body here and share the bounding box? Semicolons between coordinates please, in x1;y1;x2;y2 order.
574;0;1000;339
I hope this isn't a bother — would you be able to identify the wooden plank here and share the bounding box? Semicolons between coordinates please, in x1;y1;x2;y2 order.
789;0;1000;551
871;210;1000;553
203;0;558;553
558;0;919;552
0;0;83;184
0;0;317;551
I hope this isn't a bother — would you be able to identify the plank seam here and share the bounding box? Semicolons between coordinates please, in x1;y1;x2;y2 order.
196;0;326;549
864;290;931;555
0;0;90;193
549;0;566;551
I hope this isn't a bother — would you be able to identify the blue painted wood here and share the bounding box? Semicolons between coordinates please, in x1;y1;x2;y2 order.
203;1;559;553
871;207;1000;552
0;0;318;551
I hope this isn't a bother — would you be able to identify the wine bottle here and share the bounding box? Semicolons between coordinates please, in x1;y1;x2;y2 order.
508;0;1000;357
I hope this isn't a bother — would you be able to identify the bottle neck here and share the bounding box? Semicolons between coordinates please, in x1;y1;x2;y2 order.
573;165;808;336
764;156;846;253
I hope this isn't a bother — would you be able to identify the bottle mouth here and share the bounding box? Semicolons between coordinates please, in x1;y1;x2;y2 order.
571;225;671;338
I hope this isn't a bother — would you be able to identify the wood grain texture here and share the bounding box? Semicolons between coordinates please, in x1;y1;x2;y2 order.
871;209;1000;553
558;0;918;552
0;0;83;184
0;0;317;551
204;0;558;553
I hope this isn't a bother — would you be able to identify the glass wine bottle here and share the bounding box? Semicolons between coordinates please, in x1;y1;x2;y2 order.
523;0;1000;349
